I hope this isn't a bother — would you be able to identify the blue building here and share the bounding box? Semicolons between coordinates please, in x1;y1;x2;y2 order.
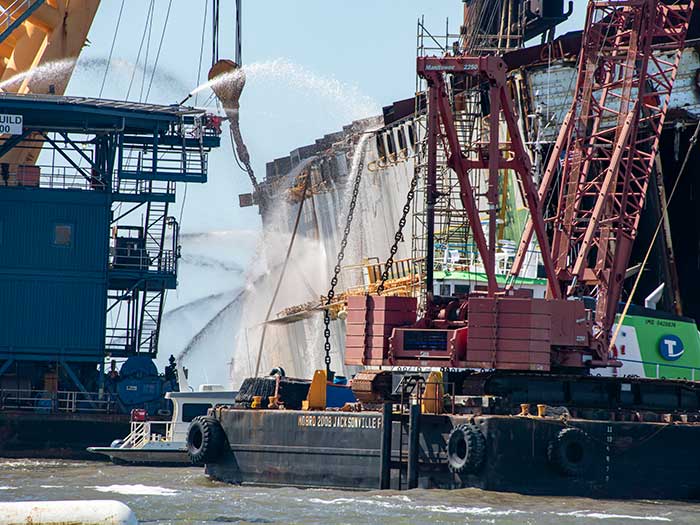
0;93;221;421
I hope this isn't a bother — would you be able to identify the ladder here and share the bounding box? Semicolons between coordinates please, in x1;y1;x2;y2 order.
137;184;171;354
395;375;424;490
138;289;165;354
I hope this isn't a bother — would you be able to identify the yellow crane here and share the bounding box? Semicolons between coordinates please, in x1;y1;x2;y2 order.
0;0;100;173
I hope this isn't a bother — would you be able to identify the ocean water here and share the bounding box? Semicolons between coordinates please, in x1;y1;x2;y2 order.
0;460;698;524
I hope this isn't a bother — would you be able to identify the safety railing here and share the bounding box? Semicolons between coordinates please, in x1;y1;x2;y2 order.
110;247;176;274
119;146;208;183
113;178;174;199
104;327;137;354
103;327;156;355
433;242;543;278
0;389;117;413
120;421;173;449
395;374;457;416
616;358;700;381
0;164;104;191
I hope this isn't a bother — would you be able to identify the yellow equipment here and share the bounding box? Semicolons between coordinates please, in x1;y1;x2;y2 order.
421;370;444;414
302;369;327;411
0;0;100;175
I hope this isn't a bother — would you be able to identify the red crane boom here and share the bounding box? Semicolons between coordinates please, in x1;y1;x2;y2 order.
511;0;695;361
346;0;695;372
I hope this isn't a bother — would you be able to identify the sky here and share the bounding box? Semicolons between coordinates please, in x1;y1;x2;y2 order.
68;1;588;236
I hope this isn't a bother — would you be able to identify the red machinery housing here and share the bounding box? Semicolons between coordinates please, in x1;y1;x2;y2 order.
345;0;694;372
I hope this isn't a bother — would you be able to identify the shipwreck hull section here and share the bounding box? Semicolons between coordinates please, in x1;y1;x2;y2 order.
230;119;419;382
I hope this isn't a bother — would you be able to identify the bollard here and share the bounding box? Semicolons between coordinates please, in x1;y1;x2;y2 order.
0;500;137;525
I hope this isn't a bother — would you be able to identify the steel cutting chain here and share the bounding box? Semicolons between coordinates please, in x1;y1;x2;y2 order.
376;170;419;295
322;151;365;374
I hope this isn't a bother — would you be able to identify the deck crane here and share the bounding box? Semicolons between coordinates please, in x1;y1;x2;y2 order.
347;0;695;372
508;0;695;365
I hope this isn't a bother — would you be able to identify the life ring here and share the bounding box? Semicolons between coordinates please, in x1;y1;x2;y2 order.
186;416;226;464
547;427;591;477
447;423;486;474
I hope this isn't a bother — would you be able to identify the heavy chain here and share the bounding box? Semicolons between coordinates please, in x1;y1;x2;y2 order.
322;153;365;374
377;170;419;295
229;126;260;192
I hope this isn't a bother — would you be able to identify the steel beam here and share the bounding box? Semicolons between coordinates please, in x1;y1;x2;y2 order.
543;0;694;356
418;55;559;298
0;359;14;378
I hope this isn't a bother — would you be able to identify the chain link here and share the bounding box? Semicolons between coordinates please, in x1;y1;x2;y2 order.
377;170;419;295
322;152;365;373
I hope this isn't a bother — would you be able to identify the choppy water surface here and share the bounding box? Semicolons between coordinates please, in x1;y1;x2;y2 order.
0;459;698;524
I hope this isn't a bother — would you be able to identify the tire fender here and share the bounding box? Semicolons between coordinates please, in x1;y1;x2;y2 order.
446;423;486;474
186;415;226;464
547;427;591;477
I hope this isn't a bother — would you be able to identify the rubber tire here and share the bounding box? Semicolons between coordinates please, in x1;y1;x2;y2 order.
187;416;226;464
547;427;590;477
447;424;486;474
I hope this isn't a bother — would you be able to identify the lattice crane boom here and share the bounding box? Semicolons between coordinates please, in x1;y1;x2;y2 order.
511;0;694;360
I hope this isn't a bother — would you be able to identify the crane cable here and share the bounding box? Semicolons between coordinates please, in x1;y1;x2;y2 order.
193;1;209;107
609;121;700;353
139;0;155;102
212;0;220;66
145;0;173;102
126;0;154;101
253;173;312;376
235;0;242;66
99;0;125;97
321;145;368;375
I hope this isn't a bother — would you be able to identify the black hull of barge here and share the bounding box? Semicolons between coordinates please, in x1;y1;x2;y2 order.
0;411;129;459
205;408;700;499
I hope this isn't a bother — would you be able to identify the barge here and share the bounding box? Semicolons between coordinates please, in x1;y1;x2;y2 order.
199;371;700;498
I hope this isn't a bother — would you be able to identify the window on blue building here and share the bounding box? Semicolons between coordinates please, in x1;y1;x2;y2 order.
53;224;73;247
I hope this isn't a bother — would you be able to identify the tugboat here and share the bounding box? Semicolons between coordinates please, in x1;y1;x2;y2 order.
88;386;237;466
189;0;700;499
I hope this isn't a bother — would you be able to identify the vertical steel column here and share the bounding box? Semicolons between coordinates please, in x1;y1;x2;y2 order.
407;402;420;489
487;86;501;295
379;402;393;489
424;83;439;306
430;71;498;294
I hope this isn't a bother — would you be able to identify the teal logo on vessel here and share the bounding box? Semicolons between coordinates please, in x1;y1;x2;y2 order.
658;334;684;361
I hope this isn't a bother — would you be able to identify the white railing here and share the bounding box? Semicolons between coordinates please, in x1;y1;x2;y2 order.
0;389;117;413
616;358;700;381
119;421;173;449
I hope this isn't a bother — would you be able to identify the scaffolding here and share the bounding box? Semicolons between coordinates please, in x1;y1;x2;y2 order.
410;3;563;309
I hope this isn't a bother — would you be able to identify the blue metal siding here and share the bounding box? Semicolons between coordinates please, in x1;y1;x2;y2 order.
0;189;109;272
0;188;109;361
